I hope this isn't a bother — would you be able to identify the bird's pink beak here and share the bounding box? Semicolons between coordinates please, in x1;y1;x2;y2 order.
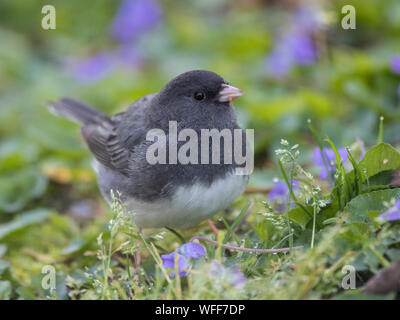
217;84;244;103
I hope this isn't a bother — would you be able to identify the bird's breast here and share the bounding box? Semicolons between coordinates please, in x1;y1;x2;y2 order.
125;172;249;229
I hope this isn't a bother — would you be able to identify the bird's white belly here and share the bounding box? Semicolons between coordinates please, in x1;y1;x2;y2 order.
125;173;249;229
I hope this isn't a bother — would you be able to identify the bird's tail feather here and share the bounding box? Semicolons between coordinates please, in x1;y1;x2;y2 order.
47;97;109;125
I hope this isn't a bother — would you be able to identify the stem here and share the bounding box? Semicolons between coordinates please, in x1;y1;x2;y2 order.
190;236;303;254
278;159;298;202
286;185;294;249
369;245;390;268
273;232;295;249
377;116;384;144
277;159;313;219
308;121;333;186
165;227;186;244
233;200;254;233
244;187;272;194
101;234;114;299
311;202;317;248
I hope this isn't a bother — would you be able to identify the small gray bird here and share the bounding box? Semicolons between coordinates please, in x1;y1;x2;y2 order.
48;70;249;229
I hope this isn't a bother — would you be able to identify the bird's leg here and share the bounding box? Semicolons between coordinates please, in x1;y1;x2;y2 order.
207;219;219;238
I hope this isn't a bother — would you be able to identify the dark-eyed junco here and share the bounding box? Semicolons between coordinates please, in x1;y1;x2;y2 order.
48;70;250;229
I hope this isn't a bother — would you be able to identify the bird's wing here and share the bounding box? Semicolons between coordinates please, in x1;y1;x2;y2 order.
81;94;155;176
81;115;131;176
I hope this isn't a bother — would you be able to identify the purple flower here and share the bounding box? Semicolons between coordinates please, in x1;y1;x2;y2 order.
161;242;206;277
294;4;327;34
390;55;400;74
268;179;298;202
265;4;321;78
177;242;206;258
68;52;115;84
66;46;144;84
161;252;189;277
111;0;162;43
210;260;247;287
268;179;289;203
313;147;348;180
265;50;293;78
266;30;317;78
114;45;143;68
268;179;299;212
285;32;317;65
379;200;400;221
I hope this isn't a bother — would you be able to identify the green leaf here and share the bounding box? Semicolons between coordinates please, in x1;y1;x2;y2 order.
341;222;371;244
330;143;400;213
343;189;400;224
223;202;250;244
15;286;36;300
253;220;274;245
366;170;394;187
0;209;50;240
0;245;6;258
358;143;400;180
61;239;85;255
0;281;12;299
26;116;84;154
0;138;38;172
288;206;312;228
0;260;10;276
0;168;48;213
365;211;382;230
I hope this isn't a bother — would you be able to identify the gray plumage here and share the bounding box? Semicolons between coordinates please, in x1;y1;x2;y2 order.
48;70;249;228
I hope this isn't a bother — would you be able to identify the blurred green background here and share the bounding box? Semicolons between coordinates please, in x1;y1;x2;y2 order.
1;0;400;299
2;0;400;215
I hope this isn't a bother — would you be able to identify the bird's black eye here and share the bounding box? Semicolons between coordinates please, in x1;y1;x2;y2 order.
194;92;205;101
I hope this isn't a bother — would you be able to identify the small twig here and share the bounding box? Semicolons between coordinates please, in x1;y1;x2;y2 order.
23;248;52;263
206;219;219;237
244;187;271;194
52;257;76;265
190;236;303;254
233;200;254;233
